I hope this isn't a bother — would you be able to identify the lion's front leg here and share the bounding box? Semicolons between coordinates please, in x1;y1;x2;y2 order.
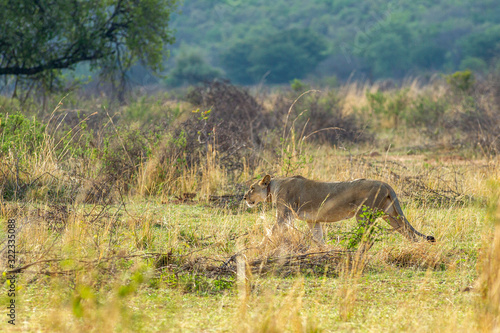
258;207;293;248
307;222;325;245
271;208;292;235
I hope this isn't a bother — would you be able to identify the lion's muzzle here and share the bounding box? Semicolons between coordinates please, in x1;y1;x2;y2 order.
243;192;256;207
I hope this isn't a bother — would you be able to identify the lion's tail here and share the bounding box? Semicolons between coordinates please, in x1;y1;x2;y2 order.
388;186;435;242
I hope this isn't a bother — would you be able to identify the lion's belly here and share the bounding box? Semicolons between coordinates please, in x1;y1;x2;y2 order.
297;204;356;223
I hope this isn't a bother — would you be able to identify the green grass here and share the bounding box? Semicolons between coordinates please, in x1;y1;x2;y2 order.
12;260;479;331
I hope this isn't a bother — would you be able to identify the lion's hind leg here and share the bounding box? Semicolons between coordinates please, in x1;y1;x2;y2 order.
380;200;406;233
381;197;424;242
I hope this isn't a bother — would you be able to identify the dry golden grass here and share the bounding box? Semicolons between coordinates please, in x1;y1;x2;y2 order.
1;79;500;331
476;186;500;332
2;150;495;331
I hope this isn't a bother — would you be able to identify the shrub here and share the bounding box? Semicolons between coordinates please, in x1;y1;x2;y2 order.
178;81;265;172
0;113;46;155
446;70;475;94
290;79;310;93
406;95;448;131
102;128;150;187
273;89;370;146
342;206;387;250
366;89;410;129
166;49;223;87
459;57;488;73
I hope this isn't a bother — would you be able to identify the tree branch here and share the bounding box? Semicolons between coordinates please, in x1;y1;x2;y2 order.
0;52;102;76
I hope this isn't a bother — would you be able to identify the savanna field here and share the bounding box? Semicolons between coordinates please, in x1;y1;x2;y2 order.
1;74;500;332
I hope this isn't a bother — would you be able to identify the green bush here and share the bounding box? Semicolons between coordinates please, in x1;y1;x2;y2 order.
367;89;410;128
124;93;183;125
459;57;488;73
166;49;223;87
0;113;46;154
343;206;387;250
366;91;387;115
102;128;150;183
407;95;448;129
446;70;475;94
290;78;310;93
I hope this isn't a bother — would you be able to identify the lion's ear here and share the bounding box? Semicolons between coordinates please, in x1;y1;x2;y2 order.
260;174;271;186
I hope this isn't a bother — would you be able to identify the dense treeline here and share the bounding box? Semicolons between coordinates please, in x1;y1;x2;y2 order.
1;0;499;94
167;0;500;85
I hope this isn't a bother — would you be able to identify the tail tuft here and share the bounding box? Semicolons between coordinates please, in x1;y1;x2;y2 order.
426;235;436;242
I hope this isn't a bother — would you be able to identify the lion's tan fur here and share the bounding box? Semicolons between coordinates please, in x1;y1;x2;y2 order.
244;175;434;244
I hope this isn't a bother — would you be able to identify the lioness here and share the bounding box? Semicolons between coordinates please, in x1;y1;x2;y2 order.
244;175;435;244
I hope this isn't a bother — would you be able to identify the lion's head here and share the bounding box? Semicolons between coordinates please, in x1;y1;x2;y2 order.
243;175;271;207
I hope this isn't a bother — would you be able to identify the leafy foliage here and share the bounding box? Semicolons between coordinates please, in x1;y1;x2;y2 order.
220;29;327;84
166;48;223;86
343;206;387;250
446;70;476;94
170;0;500;81
357;21;413;78
366;89;410;128
0;0;178;93
458;25;500;62
0;113;46;154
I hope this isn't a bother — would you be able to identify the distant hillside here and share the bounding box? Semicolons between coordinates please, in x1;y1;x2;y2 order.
167;0;500;85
